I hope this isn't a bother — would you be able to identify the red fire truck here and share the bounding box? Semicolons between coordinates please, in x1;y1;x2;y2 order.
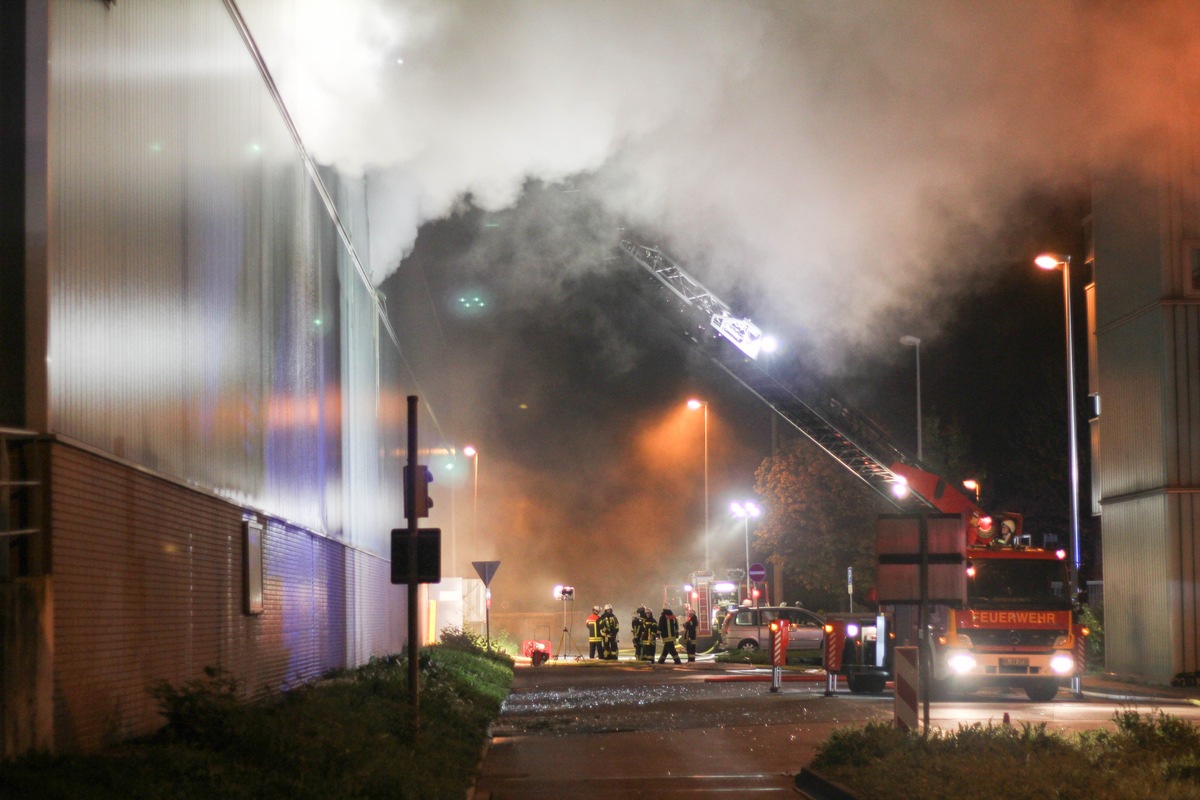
890;464;1088;702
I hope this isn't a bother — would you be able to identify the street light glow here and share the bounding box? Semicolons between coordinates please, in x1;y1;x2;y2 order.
463;445;477;458
1035;253;1068;270
687;398;703;410
730;500;761;518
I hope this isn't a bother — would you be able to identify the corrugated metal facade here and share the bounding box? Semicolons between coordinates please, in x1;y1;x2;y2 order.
1091;68;1200;681
4;0;432;753
49;440;405;751
46;0;359;540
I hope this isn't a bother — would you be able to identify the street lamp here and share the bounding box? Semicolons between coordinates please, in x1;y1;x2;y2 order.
687;399;709;572
1035;253;1082;591
962;479;980;503
730;500;761;602
463;445;479;547
900;335;922;462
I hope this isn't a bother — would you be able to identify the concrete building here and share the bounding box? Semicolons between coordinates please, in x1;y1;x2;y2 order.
2;1;455;755
1087;42;1200;682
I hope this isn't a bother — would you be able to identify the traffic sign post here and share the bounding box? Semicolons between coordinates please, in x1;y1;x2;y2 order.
472;561;501;651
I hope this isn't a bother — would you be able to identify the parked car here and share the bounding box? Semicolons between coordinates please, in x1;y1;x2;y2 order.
717;605;825;651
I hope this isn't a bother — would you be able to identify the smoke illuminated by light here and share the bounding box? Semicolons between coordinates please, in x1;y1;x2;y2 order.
258;1;1200;357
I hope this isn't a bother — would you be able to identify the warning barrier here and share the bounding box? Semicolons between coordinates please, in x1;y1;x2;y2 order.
894;646;919;732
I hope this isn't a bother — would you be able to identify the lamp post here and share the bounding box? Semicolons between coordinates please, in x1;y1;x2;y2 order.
1035;253;1082;592
463;445;479;548
687;399;710;572
730;500;761;602
900;335;922;462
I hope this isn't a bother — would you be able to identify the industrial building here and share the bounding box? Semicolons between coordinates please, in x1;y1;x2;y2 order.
1;1;461;755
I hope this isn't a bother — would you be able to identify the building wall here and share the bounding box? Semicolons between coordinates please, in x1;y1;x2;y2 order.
4;0;443;754
49;439;408;752
1091;65;1200;680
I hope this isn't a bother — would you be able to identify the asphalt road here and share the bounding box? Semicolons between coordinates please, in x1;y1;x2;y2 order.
472;659;1200;800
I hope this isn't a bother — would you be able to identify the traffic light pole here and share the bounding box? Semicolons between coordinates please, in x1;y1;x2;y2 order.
407;396;420;730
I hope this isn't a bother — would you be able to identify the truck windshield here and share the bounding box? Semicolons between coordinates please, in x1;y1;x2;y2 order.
968;558;1071;608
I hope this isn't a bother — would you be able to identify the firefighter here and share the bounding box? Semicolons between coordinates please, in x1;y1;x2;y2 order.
599;604;620;660
586;606;602;659
658;607;682;664
682;608;699;662
631;606;646;661
639;607;657;662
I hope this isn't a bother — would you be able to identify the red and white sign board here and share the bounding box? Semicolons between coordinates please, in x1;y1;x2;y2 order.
894;646;919;732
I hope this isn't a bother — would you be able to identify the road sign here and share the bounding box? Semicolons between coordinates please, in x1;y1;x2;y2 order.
473;560;501;586
391;528;441;584
748;563;767;583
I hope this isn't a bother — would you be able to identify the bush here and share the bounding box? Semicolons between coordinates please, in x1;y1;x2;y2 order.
1079;602;1105;669
0;649;514;800
148;666;243;748
437;625;515;668
812;710;1200;800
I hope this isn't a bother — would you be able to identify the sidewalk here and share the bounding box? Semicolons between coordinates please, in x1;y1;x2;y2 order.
1082;673;1200;705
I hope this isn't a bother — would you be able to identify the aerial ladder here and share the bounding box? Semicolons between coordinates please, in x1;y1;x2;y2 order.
618;240;937;512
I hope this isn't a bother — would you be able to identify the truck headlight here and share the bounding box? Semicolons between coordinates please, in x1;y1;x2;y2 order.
846;623;860;639
1050;654;1075;674
948;653;976;674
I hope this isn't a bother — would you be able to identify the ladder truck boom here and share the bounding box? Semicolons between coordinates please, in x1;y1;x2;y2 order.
619;240;929;511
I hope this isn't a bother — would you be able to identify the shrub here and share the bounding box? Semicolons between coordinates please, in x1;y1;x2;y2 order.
148;666;243;748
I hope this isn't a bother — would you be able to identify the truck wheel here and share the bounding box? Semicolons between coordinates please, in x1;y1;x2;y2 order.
847;674;887;694
1024;679;1060;702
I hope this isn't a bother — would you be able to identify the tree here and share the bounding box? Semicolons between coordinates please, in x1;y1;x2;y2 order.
753;434;891;612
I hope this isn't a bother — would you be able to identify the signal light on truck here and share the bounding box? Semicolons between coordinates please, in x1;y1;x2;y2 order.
823;624;834;634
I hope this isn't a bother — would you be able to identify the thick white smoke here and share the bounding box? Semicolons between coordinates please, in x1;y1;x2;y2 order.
254;0;1198;355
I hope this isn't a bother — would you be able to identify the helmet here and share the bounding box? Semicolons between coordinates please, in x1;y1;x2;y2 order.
604;604;613;611
592;606;600;614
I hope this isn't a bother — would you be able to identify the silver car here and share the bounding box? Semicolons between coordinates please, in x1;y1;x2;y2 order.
718;605;825;651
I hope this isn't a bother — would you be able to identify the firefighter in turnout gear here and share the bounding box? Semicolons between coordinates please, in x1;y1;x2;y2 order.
586;606;602;659
658;608;682;664
682;608;699;662
598;604;620;660
639;607;657;662
631;606;646;661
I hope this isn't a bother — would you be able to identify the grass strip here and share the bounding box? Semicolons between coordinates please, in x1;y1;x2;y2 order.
0;638;514;800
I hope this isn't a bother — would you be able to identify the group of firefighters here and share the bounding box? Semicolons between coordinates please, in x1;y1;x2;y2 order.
585;604;700;663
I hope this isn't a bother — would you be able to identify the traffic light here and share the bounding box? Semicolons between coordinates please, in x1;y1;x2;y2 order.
404;464;435;518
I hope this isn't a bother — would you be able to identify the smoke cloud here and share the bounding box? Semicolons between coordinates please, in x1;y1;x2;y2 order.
252;0;1200;615
264;0;1197;355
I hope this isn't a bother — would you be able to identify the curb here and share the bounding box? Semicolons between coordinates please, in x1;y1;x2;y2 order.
794;768;863;800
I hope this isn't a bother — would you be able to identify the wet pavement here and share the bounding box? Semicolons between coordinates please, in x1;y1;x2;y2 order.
473;660;891;799
471;657;1200;800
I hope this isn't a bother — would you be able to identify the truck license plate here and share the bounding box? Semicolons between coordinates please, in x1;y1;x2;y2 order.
999;657;1029;667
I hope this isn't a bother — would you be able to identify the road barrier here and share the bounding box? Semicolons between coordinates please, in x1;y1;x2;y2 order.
894;646;919;732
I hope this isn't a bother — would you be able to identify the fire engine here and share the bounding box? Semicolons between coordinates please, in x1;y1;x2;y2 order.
888;464;1087;702
618;242;1087;700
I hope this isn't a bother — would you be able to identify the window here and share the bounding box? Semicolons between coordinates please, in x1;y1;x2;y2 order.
243;519;264;615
